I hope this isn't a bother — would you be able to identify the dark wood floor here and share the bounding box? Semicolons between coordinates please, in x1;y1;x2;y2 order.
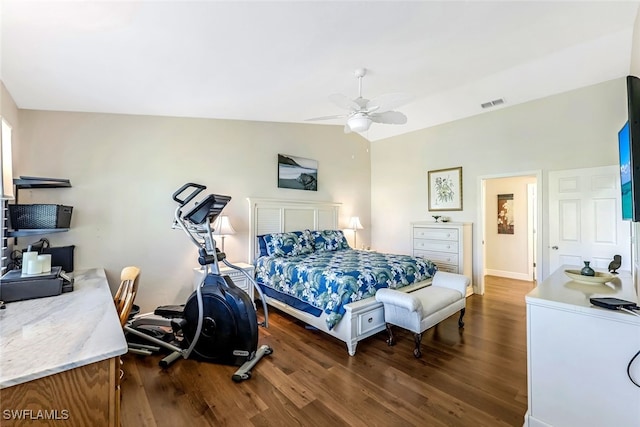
120;276;536;427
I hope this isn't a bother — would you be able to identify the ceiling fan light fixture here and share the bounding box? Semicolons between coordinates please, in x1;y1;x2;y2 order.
308;68;409;133
347;114;372;133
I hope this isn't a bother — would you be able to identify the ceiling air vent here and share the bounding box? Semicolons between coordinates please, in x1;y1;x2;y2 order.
481;98;505;109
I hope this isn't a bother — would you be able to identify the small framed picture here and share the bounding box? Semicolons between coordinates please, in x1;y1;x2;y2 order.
428;167;463;211
498;193;514;234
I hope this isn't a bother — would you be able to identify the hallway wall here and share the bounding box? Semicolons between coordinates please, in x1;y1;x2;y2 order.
484;175;537;280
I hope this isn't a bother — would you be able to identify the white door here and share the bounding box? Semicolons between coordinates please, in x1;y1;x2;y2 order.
548;165;631;274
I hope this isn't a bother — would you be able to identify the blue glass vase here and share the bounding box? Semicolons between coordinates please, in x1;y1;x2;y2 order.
580;261;595;276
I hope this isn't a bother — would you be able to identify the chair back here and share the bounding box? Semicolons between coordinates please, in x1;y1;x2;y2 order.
114;266;141;327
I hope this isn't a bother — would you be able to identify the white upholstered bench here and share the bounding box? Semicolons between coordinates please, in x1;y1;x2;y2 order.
375;271;469;358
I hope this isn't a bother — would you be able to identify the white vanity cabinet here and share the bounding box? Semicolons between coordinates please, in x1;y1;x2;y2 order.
525;266;640;427
411;222;472;281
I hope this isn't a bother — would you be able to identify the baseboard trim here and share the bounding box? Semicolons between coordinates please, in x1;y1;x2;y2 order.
485;269;531;281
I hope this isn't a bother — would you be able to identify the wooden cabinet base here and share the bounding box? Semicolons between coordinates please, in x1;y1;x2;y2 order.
0;357;120;427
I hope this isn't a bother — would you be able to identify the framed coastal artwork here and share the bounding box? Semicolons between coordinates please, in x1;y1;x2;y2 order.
277;154;318;191
497;193;514;234
428;167;463;211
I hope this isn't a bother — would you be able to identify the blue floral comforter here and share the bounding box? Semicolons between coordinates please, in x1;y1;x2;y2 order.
255;249;438;330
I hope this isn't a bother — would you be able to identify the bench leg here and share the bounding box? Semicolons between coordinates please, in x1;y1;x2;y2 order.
385;323;396;346
413;333;422;358
458;308;466;328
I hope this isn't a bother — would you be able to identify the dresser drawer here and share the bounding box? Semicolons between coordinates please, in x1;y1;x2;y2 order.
433;264;459;273
227;273;250;293
414;249;459;265
414;227;459;241
413;239;459;253
357;306;385;335
415;250;459;273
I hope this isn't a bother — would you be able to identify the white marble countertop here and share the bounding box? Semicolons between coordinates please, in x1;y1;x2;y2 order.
0;268;128;388
526;265;640;325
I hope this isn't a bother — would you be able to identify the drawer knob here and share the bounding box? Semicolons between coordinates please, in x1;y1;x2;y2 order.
367;317;373;323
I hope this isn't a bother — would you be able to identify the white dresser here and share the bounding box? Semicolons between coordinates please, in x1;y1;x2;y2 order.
193;262;255;302
525;266;640;427
411;222;472;280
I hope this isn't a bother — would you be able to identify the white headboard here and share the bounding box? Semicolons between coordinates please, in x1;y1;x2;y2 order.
247;198;340;262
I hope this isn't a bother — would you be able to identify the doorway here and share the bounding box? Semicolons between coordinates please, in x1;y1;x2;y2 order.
477;171;542;295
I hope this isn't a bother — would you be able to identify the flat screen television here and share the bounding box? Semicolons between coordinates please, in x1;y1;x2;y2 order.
618;75;640;221
619;121;632;220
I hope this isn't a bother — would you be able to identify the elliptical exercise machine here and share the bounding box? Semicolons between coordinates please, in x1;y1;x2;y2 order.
125;183;272;381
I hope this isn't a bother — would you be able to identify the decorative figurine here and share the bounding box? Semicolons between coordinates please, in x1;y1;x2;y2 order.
432;215;441;223
608;255;622;274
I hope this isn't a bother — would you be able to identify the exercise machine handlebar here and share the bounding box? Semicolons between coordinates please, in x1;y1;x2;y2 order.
172;182;206;206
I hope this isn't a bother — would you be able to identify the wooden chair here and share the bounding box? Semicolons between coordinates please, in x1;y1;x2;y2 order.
114;266;141;328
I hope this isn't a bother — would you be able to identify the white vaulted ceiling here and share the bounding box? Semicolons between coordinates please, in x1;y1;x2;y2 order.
1;1;638;141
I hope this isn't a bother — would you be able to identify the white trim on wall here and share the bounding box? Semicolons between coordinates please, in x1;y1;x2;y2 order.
527;182;537;281
485;268;532;282
476;169;543;295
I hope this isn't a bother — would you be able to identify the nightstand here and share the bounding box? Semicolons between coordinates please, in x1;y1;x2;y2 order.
192;262;255;302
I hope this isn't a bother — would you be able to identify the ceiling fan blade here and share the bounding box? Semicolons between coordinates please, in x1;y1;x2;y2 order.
329;93;360;111
369;110;407;125
305;114;348;121
366;93;412;114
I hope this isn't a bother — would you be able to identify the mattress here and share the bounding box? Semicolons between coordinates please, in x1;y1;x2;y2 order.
255;249;438;329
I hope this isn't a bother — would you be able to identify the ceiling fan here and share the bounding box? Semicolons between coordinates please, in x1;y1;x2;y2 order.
307;68;410;134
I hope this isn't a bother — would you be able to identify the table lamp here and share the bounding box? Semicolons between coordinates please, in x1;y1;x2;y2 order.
212;215;236;253
349;216;363;249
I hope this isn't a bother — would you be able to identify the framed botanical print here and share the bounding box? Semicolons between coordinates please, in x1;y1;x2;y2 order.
428;167;463;211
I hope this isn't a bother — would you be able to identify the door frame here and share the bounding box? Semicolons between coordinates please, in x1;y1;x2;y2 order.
476;170;543;295
527;182;537;281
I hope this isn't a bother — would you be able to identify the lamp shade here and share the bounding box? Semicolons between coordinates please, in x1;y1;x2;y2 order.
349;216;363;230
212;215;236;236
347;114;372;133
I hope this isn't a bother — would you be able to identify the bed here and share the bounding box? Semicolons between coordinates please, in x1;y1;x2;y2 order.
247;198;437;355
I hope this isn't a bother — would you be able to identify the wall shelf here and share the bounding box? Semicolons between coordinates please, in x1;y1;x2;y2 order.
7;229;69;238
8;176;72;243
14;176;71;195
